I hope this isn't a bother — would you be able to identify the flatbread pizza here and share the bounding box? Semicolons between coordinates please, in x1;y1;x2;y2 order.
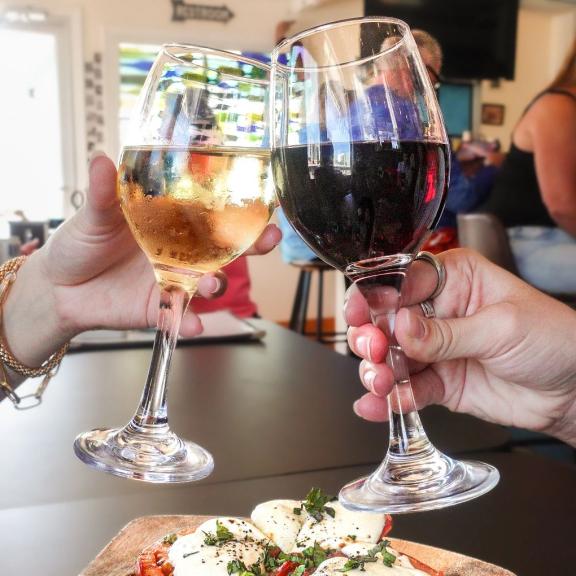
135;489;441;576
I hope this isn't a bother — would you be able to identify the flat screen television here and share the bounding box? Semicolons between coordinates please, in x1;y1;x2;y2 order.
364;0;519;80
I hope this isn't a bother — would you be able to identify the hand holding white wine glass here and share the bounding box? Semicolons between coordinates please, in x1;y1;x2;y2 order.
74;45;275;482
271;17;499;512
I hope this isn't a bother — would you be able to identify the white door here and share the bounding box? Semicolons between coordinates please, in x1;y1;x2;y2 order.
0;19;76;222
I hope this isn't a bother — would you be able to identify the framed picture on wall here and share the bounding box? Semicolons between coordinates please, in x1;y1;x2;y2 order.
481;103;505;126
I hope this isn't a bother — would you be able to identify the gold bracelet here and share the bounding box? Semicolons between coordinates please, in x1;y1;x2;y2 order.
0;256;69;409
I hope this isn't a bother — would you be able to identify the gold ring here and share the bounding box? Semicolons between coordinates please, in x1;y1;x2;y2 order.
415;251;447;299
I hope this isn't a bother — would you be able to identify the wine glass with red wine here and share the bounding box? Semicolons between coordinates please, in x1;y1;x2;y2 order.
271;17;499;512
74;45;275;482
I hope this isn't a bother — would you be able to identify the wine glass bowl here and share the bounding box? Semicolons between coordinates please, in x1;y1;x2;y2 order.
74;45;274;482
271;18;499;511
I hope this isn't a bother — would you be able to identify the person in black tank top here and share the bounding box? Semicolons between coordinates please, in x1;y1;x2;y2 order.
480;39;576;294
483;89;575;228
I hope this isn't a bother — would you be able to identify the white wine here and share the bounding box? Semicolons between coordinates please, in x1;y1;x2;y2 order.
118;145;274;286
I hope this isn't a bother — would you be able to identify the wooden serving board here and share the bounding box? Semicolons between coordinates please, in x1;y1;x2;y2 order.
80;515;516;576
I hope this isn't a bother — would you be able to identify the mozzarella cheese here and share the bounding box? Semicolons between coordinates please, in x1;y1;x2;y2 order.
164;496;428;576
313;550;429;575
168;518;270;576
250;499;304;552
294;500;387;551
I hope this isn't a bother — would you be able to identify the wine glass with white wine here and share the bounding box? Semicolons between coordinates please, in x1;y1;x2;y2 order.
74;45;275;482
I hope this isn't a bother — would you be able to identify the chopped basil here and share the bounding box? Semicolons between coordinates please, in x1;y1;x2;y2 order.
382;548;397;568
263;546;283;571
183;551;199;558
292;566;307;576
227;559;247;574
369;539;396;566
347;534;357;542
227;559;261;576
294;487;338;523
203;531;218;546
203;520;235;546
162;533;178;545
301;541;330;569
338;556;377;572
337;540;397;572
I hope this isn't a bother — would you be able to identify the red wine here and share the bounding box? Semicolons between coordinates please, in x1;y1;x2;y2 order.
272;141;449;271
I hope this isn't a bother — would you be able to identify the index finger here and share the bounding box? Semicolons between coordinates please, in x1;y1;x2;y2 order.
401;253;445;306
344;253;443;326
343;283;371;327
245;224;282;256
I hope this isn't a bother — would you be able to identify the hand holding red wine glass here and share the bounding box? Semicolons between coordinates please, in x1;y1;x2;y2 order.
271;17;499;512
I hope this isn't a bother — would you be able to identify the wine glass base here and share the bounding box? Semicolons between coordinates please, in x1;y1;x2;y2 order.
339;459;499;514
74;427;214;483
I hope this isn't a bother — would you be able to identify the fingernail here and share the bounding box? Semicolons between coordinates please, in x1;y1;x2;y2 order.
356;335;373;361
206;275;222;294
353;399;362;417
266;224;281;243
407;310;426;339
364;369;377;394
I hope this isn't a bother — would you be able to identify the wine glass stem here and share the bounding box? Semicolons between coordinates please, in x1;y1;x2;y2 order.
131;284;195;430
386;344;429;457
355;270;432;460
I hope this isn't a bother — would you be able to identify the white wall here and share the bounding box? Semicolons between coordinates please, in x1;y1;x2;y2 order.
0;0;292;53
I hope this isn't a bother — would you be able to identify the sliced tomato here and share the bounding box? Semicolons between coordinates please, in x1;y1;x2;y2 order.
155;549;169;563
138;552;158;575
274;560;300;576
380;514;393;538
403;553;444;576
141;566;164;576
328;551;346;559
136;533;186;576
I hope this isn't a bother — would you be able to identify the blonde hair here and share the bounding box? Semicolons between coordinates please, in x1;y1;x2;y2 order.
412;29;443;77
549;38;576;90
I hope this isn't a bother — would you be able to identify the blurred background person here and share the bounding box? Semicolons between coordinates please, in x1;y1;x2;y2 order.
411;30;504;254
480;39;576;294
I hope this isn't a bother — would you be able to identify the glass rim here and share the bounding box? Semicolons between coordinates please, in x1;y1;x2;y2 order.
271;16;411;73
160;42;271;74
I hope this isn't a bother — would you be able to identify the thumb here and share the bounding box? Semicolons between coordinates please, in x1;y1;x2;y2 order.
82;152;123;228
395;305;513;364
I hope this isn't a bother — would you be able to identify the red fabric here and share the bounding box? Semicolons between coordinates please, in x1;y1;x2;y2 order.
190;256;258;318
422;227;459;254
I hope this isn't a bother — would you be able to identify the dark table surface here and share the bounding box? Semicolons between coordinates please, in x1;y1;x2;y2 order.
1;452;576;576
0;321;509;510
4;320;569;576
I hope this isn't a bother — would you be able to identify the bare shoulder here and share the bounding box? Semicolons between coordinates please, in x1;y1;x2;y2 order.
530;89;576;119
526;90;576;140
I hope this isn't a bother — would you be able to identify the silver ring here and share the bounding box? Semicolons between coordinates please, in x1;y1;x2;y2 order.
419;300;435;319
415;251;447;299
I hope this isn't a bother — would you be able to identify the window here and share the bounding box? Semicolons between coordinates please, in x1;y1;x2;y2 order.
118;43;270;148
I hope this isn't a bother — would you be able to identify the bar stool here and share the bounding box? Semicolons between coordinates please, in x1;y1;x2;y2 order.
288;259;347;343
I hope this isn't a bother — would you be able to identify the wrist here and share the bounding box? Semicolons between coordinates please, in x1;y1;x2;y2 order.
553;392;576;448
2;251;74;368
